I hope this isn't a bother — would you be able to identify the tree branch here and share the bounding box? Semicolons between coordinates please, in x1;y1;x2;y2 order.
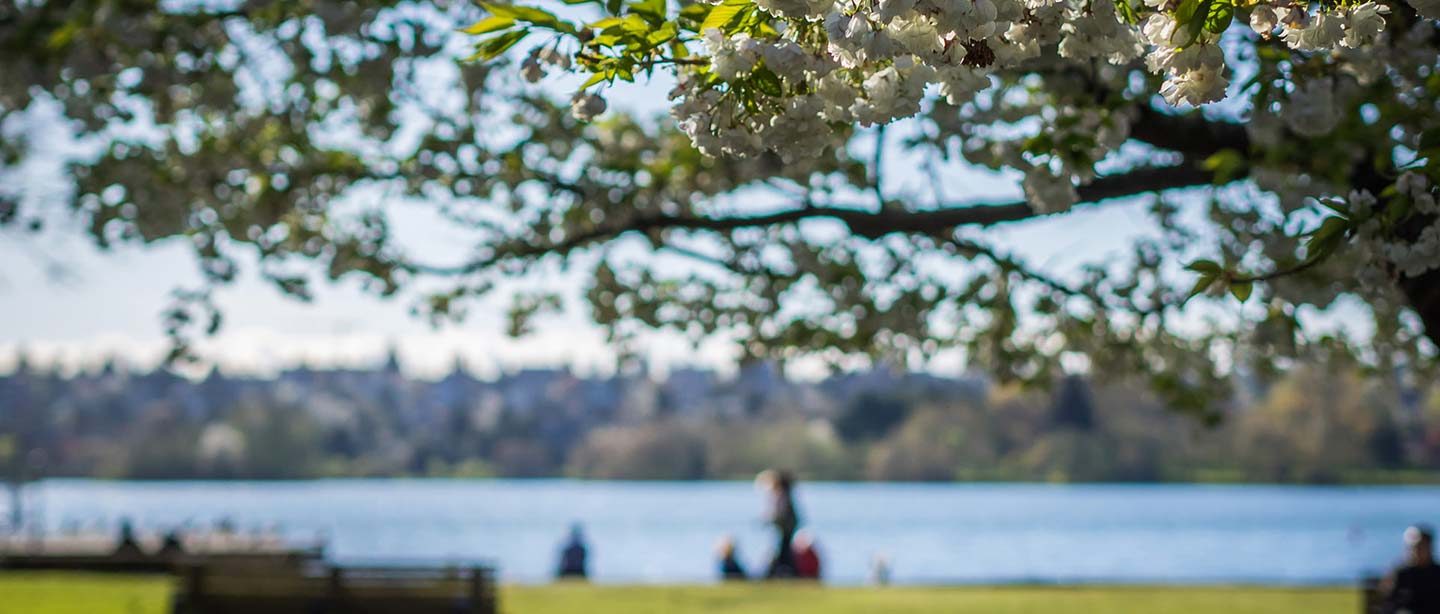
1129;106;1251;158
408;163;1228;276
872;126;887;207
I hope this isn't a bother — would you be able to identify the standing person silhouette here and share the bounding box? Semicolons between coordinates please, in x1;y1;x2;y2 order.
1383;524;1440;614
756;469;800;579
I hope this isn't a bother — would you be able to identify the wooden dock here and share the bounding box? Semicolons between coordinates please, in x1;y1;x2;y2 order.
2;531;499;613
0;531;324;573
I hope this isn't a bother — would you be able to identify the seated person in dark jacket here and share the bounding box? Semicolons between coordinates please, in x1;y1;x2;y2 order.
1385;524;1440;614
556;524;589;580
717;536;747;581
157;529;185;557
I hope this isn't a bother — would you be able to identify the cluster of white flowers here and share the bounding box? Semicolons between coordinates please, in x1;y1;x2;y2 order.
666;31;844;161
756;0;836;19
571;91;608;121
706;30;762;81
1384;173;1440;278
540;0;1438;228
1023;167;1079;214
1282;77;1340;137
552;0;1431;175
1141;13;1228;106
662;0;1407;163
1247;0;1389;50
1339;175;1440;296
1057;0;1143;64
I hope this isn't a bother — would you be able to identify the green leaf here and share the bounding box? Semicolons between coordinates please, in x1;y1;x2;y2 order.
752;66;783;96
645;22;678;46
1229;280;1253;302
1186;273;1216;301
1202;0;1234;34
589;16;627;29
631;0;667;24
1172;0;1210;46
1307;216;1349;242
470;30;529;61
483;3;550;24
1174;0;1204;28
1185;259;1222;275
1315;197;1351;219
592;32;624;45
679;2;710;23
1301;216;1351;264
701;0;751;33
1202;149;1244;184
620;13;652;34
1115;0;1138;24
462;16;516;35
480;3;576;33
580;72;609;89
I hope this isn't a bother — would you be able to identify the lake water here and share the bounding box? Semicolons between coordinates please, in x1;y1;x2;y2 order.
7;480;1436;585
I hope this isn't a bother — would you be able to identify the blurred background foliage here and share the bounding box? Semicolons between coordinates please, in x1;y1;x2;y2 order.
1;358;1430;484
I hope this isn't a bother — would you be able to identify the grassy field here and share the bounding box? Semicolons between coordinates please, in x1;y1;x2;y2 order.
0;573;172;614
506;583;1360;614
0;573;1359;614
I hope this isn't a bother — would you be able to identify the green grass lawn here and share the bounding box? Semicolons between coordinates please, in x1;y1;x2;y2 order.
0;573;172;614
505;583;1359;614
0;572;1359;614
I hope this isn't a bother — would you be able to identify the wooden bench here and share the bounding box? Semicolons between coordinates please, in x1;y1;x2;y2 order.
172;563;496;614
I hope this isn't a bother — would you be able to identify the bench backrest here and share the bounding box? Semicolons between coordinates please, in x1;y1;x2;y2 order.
175;564;496;614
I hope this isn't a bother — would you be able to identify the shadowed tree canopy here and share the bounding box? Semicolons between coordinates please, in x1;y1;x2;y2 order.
1;0;1438;419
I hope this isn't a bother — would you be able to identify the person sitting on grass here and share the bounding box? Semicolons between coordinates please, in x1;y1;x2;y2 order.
113;519;143;558
1384;524;1440;614
793;530;821;581
556;523;589;580
717;535;748;581
157;529;185;557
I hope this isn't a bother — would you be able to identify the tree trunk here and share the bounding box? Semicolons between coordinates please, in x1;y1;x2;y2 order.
1400;267;1440;348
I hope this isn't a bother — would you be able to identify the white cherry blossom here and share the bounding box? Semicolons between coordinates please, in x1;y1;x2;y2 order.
570;92;608;121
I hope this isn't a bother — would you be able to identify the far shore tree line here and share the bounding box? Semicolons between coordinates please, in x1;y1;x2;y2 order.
567;367;1425;484
1;358;1431;485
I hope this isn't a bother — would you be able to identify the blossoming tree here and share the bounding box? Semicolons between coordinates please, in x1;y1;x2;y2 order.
1;0;1437;416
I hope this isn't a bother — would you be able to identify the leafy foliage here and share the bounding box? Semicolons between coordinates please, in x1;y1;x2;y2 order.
1;0;1438;420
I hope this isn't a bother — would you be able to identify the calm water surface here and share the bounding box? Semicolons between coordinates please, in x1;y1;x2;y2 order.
9;479;1436;585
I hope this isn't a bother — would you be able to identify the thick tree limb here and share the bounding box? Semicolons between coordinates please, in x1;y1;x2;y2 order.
411;163;1229;276
1400;268;1440;348
1130;106;1251;158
